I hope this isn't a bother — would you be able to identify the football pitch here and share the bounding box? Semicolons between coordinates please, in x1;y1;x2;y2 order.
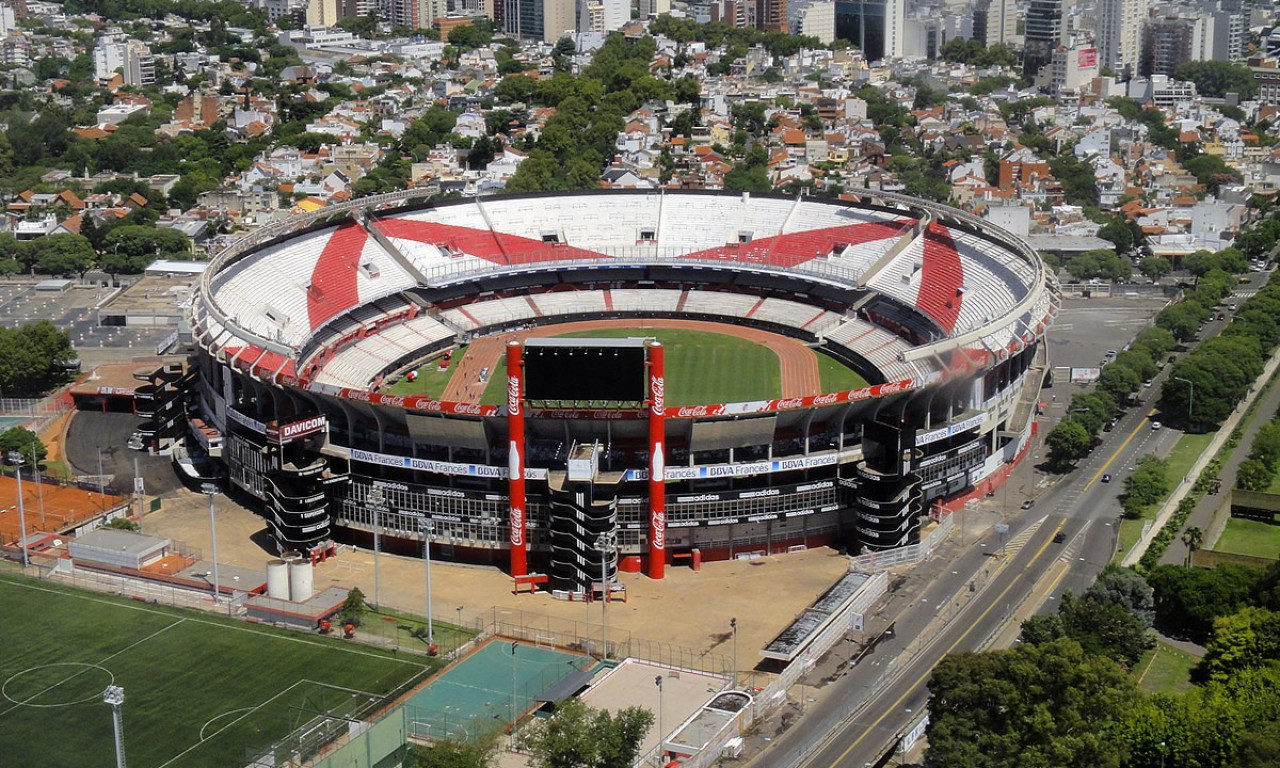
0;574;426;768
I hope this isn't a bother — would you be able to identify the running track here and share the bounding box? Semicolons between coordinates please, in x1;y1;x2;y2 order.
441;319;822;403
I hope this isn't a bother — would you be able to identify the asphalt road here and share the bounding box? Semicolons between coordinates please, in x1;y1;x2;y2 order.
64;410;184;496
758;276;1276;768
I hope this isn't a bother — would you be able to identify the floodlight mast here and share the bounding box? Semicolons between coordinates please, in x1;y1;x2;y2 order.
103;685;126;768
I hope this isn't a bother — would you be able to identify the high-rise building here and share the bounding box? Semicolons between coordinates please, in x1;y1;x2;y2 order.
1022;0;1062;80
1097;0;1144;80
93;35;125;81
834;0;904;61
1143;16;1193;77
795;0;836;43
306;0;358;26
123;41;155;86
972;0;1014;47
502;0;574;41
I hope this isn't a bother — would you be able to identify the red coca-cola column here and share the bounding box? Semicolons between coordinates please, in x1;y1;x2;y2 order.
507;341;527;577
648;341;666;579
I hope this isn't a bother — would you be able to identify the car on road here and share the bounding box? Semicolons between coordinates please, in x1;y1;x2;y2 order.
1053;531;1066;543
1020;499;1034;510
1152;421;1162;430
1101;473;1111;483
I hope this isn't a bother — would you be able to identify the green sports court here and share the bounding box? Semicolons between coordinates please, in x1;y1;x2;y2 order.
401;638;600;742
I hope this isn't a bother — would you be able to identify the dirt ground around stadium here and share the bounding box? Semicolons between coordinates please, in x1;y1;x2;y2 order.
443;319;822;402
140;488;849;680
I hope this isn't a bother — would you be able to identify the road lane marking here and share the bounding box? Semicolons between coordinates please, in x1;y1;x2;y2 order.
820;519;1069;768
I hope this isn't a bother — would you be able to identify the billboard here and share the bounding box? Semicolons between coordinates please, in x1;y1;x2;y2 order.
1078;48;1098;69
1070;367;1102;384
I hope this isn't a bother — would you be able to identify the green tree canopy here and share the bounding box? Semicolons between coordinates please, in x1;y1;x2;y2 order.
925;638;1140;768
0;426;47;464
518;697;653;768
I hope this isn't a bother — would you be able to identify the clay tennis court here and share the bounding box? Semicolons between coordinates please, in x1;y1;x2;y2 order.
0;475;127;548
442;319;822;403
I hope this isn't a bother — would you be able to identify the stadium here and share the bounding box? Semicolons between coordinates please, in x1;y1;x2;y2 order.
186;189;1059;594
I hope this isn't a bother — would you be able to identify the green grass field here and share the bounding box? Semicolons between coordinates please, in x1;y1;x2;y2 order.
0;575;426;768
1213;516;1280;560
816;351;870;393
1134;639;1199;695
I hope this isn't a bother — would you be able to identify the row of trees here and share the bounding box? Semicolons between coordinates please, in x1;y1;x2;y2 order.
926;560;1280;768
1160;274;1280;429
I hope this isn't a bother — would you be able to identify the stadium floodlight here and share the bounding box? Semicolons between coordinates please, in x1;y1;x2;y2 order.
421;517;434;646
201;483;220;606
8;451;27;568
654;675;664;767
102;685;126;768
594;532;615;661
368;487;385;610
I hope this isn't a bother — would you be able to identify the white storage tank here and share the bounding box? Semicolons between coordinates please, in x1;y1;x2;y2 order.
288;560;313;602
266;559;289;600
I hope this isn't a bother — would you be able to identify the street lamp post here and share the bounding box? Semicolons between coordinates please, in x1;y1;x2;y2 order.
201;483;219;605
1174;376;1194;431
654;675;664;766
730;617;738;688
9;452;28;568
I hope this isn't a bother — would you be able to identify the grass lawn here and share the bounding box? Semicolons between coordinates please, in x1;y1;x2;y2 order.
1213;516;1280;560
1134;639;1200;695
0;575;426;768
1163;432;1215;485
1114;517;1148;563
476;328;790;407
816;351;870;393
382;347;468;398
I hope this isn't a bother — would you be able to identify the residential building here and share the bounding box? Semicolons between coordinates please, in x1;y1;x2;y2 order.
638;0;670;20
306;0;357;26
1143;16;1193;78
1037;44;1099;93
1098;0;1144;80
795;0;836;43
123;41;155;86
972;0;1014;47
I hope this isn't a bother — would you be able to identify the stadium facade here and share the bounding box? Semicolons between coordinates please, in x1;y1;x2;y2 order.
188;190;1058;593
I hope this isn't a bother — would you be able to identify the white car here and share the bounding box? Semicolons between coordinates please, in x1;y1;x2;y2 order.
1151;421;1162;430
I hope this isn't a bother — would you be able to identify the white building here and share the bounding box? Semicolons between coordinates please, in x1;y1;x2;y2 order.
796;1;836;45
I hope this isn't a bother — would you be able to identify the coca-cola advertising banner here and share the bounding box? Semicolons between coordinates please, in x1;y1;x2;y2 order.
306;375;933;420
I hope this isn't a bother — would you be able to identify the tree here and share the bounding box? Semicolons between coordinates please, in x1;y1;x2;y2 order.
1173;61;1259;100
924;638;1140;768
1156;302;1209;342
1087;565;1156;628
28;234;95;277
0;321;77;397
1057;592;1154;667
0;426;47;464
339;586;367;627
405;738;497;768
519;698;653;768
1199;607;1280;683
1140;256;1173;281
1046;420;1092;471
1146;563;1264;642
1123;455;1170;517
1182;526;1204;568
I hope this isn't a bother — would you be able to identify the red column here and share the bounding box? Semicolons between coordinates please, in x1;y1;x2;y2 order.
506;341;527;577
648;341;666;579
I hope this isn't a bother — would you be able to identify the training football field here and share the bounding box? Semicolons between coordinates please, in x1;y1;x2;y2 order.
0;574;425;768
